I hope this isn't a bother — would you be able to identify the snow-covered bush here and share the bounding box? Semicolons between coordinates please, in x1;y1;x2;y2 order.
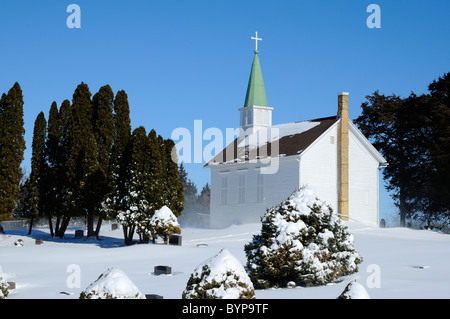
0;273;9;299
182;248;255;299
338;280;370;299
79;268;145;299
245;187;362;289
148;205;181;243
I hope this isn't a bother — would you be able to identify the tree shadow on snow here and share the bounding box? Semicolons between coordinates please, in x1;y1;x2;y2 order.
3;228;124;248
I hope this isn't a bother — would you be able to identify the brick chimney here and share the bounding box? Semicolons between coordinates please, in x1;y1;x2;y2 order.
337;92;349;221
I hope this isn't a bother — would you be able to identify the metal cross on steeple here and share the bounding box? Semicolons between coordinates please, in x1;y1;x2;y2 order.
251;31;262;51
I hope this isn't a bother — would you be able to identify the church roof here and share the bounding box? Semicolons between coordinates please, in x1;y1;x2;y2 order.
205;116;339;166
243;50;269;107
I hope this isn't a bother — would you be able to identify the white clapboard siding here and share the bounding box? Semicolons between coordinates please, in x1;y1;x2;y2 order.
299;123;339;213
210;157;299;228
348;128;380;226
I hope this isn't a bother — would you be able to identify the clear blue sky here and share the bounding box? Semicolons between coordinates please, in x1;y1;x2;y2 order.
1;1;449;224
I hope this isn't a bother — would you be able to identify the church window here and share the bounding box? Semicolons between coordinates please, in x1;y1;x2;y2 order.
221;176;228;205
238;174;245;204
257;173;264;203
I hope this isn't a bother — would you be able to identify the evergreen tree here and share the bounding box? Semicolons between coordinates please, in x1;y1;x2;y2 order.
29;112;47;233
183;249;255;299
131;126;153;242
148;205;181;244
161;138;184;217
245;187;362;288
355;90;438;226
117;126;149;245
67;82;98;237
178;164;212;227
147;130;164;208
197;183;210;217
105;90;132;219
47;100;72;237
92;85;115;178
106;90;133;242
43;101;62;236
0;82;26;221
428;73;450;221
13;176;32;233
179;163;198;214
89;85;115;238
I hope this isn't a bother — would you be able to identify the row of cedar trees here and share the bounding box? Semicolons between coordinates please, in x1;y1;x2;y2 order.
16;82;183;244
355;73;450;227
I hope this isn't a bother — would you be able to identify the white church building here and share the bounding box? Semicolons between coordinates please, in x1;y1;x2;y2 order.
205;34;387;228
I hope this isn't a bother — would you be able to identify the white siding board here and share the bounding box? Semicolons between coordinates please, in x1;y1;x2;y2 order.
348;130;379;226
300;124;338;212
210;158;299;228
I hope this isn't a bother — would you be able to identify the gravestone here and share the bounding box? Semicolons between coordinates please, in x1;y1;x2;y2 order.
154;265;171;275
169;234;182;246
145;294;163;299
380;219;386;228
75;230;84;239
14;239;24;246
111;223;120;231
35;239;43;245
8;282;16;290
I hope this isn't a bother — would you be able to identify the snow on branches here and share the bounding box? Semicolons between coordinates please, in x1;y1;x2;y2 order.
182;249;255;299
245;187;362;288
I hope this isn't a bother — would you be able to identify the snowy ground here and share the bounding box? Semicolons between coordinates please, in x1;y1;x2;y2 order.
1;221;450;299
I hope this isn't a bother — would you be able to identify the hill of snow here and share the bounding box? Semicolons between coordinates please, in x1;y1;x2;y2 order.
1;221;449;299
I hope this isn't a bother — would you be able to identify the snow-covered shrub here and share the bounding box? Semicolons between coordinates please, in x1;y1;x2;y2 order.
182;248;255;299
0;273;9;299
245;187;362;289
338;280;370;299
148;205;181;243
79;268;145;299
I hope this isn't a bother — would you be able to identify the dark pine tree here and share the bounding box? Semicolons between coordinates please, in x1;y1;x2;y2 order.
0;82;26;222
354;91;435;226
106;90;132;221
67;82;99;238
29;111;47;234
197;183;210;217
427;73;450;221
43;101;62;237
127;126;150;244
161;138;184;217
48;100;73;237
90;85;115;238
178;163;199;226
146;129;164;215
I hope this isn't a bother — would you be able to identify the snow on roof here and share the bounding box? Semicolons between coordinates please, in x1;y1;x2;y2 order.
206;117;338;166
273;120;321;139
237;120;320;148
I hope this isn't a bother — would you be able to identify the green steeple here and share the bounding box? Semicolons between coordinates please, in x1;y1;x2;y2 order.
244;50;269;107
